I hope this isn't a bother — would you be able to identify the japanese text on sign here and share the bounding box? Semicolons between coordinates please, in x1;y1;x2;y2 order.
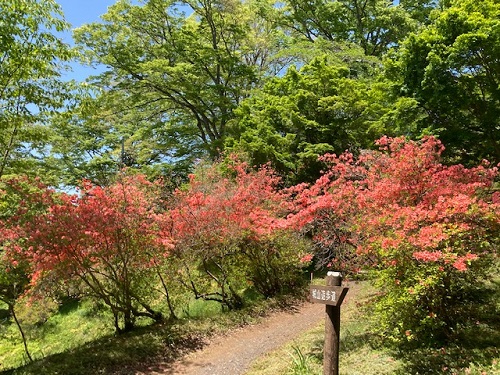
309;285;349;306
311;288;336;302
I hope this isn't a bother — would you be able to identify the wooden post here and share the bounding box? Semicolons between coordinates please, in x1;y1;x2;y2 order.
324;272;342;375
309;272;348;374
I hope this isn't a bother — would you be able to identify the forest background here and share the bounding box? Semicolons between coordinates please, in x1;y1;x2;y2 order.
0;0;499;373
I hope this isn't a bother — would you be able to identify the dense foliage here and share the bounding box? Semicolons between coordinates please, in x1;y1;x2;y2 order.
1;0;498;182
0;0;74;180
386;0;500;165
0;0;499;370
0;163;308;333
1;176;170;332
288;136;499;344
224;54;389;184
164;160;308;308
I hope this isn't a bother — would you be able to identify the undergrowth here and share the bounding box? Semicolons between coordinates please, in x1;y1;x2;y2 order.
1;276;498;375
0;290;303;375
248;278;500;375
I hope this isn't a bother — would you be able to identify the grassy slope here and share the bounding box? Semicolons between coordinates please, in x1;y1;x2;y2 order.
246;280;500;375
0;279;498;375
0;294;297;375
0;299;115;371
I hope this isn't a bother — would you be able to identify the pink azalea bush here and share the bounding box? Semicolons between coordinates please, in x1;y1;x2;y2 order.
287;136;500;344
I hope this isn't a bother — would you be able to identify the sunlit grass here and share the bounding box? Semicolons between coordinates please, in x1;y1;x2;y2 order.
1;277;498;375
0;287;296;374
0;298;114;370
246;278;500;375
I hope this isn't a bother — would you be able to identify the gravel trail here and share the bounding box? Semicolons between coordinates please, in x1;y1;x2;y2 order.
140;282;356;375
148;302;324;375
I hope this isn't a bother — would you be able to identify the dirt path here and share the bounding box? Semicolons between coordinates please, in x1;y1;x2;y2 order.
158;302;324;375
139;281;357;375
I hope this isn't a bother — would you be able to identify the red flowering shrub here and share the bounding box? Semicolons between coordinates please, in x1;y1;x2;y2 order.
2;175;171;333
0;176;57;360
288;136;500;344
164;160;308;307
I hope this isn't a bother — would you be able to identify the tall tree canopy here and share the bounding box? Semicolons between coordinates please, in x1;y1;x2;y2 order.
71;0;291;177
66;0;449;184
279;0;438;56
225;52;394;183
0;0;74;180
15;0;494;185
386;0;500;164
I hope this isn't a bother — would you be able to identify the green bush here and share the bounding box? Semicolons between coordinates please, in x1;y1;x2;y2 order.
242;232;311;298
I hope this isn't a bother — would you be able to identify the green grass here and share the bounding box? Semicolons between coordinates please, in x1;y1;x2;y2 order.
246;280;500;375
0;298;114;370
0;291;296;375
246;281;404;375
1;278;498;375
179;298;223;319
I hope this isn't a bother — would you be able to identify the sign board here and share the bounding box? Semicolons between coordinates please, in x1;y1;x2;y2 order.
310;285;349;307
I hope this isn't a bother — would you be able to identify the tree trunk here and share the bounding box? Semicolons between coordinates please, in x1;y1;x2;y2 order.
157;270;177;320
9;303;33;363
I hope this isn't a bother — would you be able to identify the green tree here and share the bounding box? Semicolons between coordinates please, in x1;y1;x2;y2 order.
0;0;74;180
71;0;290;174
386;0;500;164
50;90;151;187
225;54;390;183
280;0;437;56
399;0;441;24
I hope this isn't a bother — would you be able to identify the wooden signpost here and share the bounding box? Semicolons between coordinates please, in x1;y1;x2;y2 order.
310;272;349;375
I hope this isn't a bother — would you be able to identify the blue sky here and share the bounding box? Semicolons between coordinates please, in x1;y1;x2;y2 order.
57;0;114;29
56;0;118;81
